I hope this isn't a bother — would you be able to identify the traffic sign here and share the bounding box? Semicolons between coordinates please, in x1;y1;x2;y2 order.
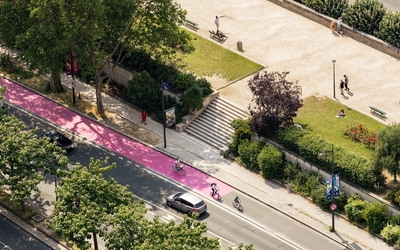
330;204;337;211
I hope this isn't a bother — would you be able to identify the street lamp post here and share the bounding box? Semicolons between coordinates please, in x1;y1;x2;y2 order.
332;60;336;98
319;144;335;232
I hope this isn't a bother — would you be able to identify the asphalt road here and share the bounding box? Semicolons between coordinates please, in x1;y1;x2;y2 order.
6;102;347;250
0;213;53;250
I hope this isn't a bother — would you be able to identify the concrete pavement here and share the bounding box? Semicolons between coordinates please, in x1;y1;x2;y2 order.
178;0;400;126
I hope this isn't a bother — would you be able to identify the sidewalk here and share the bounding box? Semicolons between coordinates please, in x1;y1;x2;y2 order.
59;74;390;249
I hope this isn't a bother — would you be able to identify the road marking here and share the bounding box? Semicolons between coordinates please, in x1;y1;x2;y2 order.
161;214;175;222
274;233;304;250
110;153;116;156
134;194;235;246
127;161;132;164
0;240;12;249
139;167;304;250
119;157;123;160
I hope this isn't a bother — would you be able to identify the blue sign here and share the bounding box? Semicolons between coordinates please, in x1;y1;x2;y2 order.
334;174;340;197
327;178;332;201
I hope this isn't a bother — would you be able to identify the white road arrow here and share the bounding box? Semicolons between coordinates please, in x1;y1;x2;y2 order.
161;213;176;222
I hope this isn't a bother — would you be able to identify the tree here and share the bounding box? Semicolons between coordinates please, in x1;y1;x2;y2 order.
127;71;161;113
342;0;387;36
104;210;220;250
62;0;191;115
0;102;68;212
374;124;400;181
378;11;400;48
248;70;303;136
302;0;349;19
47;158;141;250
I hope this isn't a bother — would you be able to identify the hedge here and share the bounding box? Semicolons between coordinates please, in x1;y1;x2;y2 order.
278;126;384;189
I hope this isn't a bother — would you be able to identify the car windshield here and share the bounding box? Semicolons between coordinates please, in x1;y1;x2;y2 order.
174;193;182;198
54;133;72;145
194;200;205;208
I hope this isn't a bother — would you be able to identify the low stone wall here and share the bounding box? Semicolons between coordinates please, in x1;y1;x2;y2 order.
102;62;132;87
268;0;400;59
251;135;400;217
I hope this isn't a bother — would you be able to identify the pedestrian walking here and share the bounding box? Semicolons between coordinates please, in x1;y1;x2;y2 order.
337;17;342;34
141;110;147;125
215;15;225;30
344;75;349;90
339;80;344;95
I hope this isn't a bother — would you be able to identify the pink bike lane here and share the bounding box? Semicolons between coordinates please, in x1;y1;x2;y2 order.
1;77;235;197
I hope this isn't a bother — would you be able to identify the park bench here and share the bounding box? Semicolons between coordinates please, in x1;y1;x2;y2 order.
369;106;386;116
185;19;198;28
208;30;226;40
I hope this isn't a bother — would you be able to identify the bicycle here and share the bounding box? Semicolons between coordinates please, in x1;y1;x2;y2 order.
172;165;186;176
210;189;221;199
232;201;243;210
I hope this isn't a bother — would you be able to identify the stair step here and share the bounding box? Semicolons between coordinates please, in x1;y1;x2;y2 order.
185;126;226;149
208;102;247;121
189;119;233;142
187;122;230;145
214;97;248;117
196;113;235;134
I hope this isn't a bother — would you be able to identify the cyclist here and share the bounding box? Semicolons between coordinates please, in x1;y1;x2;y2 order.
234;196;241;206
174;157;183;171
211;183;219;196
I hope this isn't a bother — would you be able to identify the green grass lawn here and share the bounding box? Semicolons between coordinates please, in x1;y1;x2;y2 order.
293;96;387;159
176;29;263;81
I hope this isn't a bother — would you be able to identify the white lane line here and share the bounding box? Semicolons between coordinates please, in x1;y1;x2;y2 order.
0;240;12;249
119;157;123;160
274;233;304;250
134;193;235;246
110;153;116;156
140;167;304;250
127;161;132;164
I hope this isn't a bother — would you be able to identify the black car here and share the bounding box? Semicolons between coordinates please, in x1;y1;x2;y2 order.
36;132;77;152
166;192;207;217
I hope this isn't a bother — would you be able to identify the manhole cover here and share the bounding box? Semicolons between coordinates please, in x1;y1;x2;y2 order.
32;215;44;222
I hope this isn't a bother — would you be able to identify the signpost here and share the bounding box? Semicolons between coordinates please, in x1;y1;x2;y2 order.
330;204;337;211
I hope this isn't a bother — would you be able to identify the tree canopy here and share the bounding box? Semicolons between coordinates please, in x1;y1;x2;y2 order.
0;96;68;212
248;70;303;136
374;124;400;181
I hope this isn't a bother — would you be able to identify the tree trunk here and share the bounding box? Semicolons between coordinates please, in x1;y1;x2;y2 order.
95;68;104;115
394;173;397;182
52;71;63;93
21;200;26;213
93;232;98;250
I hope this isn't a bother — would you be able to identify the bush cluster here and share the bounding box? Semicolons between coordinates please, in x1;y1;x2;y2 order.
278;126;385;189
297;0;400;49
229;118;254;156
345;194;389;234
387;186;400;206
344;123;377;149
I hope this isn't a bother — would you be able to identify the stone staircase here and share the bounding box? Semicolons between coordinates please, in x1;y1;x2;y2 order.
185;96;248;149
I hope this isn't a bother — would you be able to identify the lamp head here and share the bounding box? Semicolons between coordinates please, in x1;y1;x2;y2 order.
30;160;36;165
319;153;326;157
332;60;336;64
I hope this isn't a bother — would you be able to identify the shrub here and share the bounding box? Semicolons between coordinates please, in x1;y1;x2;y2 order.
364;201;388;233
378;11;400;48
345;194;368;223
344;124;377;149
278;126;309;152
127;71;161;113
283;162;301;181
179;83;203;114
381;224;400;245
176;73;197;91
258;145;284;178
387;186;400;205
229;118;254;156
196;77;214;97
239;140;264;171
302;0;349;19
342;0;387;36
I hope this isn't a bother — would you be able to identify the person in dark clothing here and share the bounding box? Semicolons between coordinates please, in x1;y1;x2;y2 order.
339;80;344;95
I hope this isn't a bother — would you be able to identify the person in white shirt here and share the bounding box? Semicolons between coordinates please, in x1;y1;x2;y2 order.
337;17;342;34
174;158;182;171
214;15;225;30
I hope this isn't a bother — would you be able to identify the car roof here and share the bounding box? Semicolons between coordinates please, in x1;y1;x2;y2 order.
180;193;203;204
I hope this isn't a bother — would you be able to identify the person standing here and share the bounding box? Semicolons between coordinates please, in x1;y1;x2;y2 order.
215;15;225;30
141;110;147;125
344;75;349;90
337;17;342;34
339;80;344;95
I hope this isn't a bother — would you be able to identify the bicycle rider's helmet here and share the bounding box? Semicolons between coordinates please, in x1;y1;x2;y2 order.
236;196;239;199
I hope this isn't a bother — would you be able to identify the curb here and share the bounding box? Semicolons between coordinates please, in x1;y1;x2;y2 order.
3;76;358;249
0;200;71;250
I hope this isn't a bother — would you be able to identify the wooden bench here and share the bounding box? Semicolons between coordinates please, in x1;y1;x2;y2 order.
369;106;387;116
208;30;226;40
185;19;198;27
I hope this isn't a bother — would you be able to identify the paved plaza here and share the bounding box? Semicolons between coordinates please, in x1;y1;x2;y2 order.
179;0;400;125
